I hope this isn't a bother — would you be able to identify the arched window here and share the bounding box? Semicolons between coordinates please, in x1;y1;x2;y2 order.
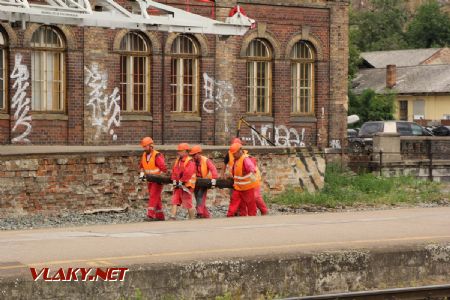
0;30;6;111
119;32;150;112
246;39;272;114
31;26;65;111
291;41;315;114
170;35;200;113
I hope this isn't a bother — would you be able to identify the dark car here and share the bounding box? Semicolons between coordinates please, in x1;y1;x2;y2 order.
357;121;432;152
429;125;450;136
348;128;365;153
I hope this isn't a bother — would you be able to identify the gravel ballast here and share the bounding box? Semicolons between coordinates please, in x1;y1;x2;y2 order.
1;200;449;231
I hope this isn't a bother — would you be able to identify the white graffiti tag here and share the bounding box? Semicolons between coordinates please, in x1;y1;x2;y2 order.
242;124;306;147
330;139;342;149
10;53;32;143
84;64;121;141
202;73;236;133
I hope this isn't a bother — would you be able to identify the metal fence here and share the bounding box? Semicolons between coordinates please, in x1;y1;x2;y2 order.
341;138;450;181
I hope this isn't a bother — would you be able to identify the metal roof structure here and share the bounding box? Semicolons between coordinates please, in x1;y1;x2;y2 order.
352;64;450;95
0;0;254;35
361;48;441;68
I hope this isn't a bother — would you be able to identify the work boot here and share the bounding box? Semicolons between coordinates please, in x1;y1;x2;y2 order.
156;212;165;221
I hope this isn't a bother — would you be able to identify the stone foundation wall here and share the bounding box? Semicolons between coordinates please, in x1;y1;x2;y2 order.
1;243;449;299
0;146;325;215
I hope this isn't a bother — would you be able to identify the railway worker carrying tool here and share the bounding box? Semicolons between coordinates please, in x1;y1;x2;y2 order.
189;145;218;218
227;142;260;217
170;143;197;220
139;137;168;221
223;138;268;216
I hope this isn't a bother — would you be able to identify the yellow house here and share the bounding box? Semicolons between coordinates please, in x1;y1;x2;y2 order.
353;48;450;125
395;95;450;123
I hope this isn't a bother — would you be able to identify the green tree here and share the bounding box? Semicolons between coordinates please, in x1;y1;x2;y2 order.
348;89;395;127
348;28;362;80
405;0;450;48
351;0;408;52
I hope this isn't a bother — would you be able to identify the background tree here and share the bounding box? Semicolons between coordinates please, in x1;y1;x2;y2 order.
348;28;362;80
350;0;408;52
348;89;395;127
405;0;450;48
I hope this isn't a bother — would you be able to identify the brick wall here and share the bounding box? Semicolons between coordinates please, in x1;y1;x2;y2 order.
0;146;325;216
0;0;349;147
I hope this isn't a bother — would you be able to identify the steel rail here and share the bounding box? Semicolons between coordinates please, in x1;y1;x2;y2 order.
283;284;450;300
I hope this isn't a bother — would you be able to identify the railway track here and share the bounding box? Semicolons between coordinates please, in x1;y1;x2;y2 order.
285;284;450;300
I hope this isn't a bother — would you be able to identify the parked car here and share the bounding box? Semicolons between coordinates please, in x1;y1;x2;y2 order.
355;121;432;152
347;128;365;153
427;125;450;136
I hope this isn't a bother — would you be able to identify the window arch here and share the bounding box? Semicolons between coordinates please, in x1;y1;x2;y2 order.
246;38;272;114
291;41;315;114
119;32;151;112
0;30;6;111
31;26;65;111
170;35;200;113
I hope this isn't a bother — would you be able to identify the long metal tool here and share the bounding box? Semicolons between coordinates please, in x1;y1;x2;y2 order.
236;117;276;146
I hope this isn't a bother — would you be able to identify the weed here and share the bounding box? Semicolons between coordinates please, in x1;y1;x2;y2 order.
267;163;445;208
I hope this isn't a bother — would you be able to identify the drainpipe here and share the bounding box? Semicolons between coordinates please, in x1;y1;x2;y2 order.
161;34;166;145
213;0;216;145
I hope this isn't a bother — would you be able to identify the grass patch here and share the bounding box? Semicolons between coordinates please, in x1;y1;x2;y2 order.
267;163;444;208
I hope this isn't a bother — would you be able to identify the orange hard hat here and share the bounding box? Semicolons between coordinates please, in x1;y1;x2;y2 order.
189;145;202;155
177;143;190;151
231;137;242;145
229;142;242;154
140;137;154;148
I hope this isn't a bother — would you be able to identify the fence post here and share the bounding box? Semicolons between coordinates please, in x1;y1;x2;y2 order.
428;139;433;182
379;150;383;176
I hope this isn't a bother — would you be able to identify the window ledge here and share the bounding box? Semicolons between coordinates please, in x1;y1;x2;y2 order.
31;113;68;121
170;114;201;122
0;113;9;120
244;115;274;122
290;116;317;123
121;114;153;121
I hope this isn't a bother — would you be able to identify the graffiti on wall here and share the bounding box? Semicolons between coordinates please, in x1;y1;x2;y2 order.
10;53;32;143
202;73;236;133
330;139;342;149
242;124;306;147
84;63;121;141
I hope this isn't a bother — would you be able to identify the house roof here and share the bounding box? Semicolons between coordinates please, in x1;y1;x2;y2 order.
361;48;441;68
352;64;450;95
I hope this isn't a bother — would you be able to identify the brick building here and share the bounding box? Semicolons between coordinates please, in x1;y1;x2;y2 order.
0;0;349;148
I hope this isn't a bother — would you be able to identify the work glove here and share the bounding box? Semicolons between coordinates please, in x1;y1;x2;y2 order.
139;172;145;182
211;179;217;189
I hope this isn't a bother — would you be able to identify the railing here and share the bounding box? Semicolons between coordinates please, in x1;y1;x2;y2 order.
339;136;450;181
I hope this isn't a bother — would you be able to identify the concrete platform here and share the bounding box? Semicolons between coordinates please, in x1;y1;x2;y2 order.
1;207;450;298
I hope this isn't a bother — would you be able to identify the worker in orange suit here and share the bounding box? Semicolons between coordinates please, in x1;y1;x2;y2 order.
227;142;260;217
170;143;197;220
139;137;168;221
223;137;268;216
190;145;218;218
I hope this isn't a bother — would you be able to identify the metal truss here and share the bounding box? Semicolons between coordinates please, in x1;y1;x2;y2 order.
0;0;255;35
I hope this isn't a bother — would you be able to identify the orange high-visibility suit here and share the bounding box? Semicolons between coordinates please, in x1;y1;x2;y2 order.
140;150;167;220
227;153;260;217
194;155;218;218
225;151;268;215
171;157;196;209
